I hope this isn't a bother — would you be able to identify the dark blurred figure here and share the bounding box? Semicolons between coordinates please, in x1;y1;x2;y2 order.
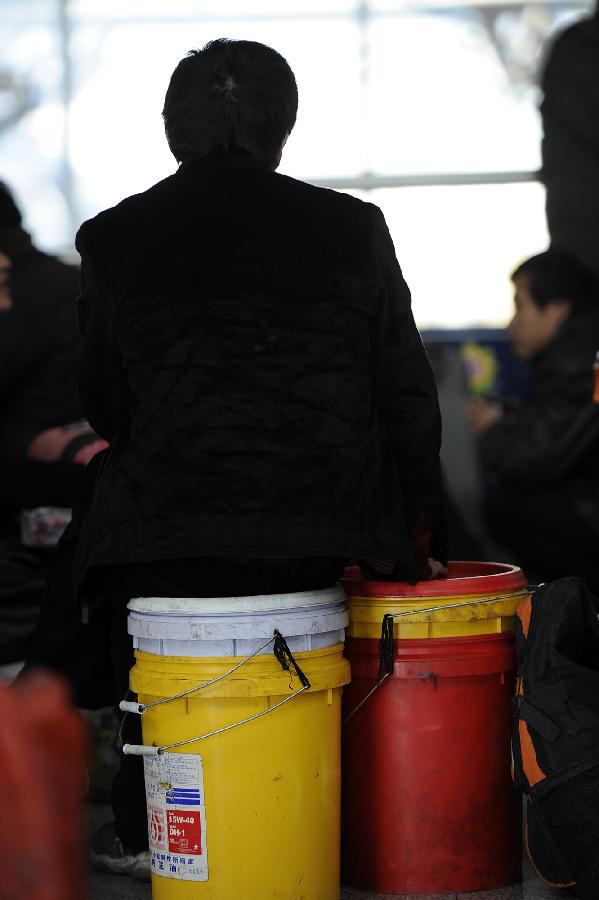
0;456;85;669
541;4;599;283
0;182;83;458
0;181;103;669
468;250;599;589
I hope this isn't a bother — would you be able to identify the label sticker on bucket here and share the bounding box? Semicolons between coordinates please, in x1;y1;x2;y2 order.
143;752;208;881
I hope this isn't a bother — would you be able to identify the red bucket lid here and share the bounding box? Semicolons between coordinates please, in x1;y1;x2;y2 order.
342;561;525;598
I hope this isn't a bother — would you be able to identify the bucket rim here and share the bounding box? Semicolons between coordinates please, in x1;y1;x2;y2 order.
343;560;525;598
127;585;346;615
130;642;351;697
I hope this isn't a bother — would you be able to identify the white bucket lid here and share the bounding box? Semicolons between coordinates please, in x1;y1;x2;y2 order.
128;608;349;641
127;585;345;615
127;586;348;642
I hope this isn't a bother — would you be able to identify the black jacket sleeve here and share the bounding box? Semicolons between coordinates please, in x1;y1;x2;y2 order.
478;393;599;488
0;456;86;510
369;205;446;563
76;223;129;442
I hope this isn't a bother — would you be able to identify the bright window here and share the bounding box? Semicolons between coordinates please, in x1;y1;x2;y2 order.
0;0;593;326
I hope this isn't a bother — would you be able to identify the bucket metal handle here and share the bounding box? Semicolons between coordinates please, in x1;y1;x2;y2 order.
119;627;310;715
374;589;531;623
122;685;309;756
120;628;311;755
119;634;276;716
343;588;531;727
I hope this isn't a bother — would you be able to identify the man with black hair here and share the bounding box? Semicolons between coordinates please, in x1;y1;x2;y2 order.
469;249;599;589
76;39;444;874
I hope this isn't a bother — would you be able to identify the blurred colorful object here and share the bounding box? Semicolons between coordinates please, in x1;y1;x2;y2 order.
461;341;499;396
20;506;71;547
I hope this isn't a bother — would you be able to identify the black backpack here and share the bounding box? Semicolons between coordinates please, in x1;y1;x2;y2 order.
513;577;599;898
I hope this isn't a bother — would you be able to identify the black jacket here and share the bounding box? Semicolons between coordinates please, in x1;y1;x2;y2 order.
0;237;82;454
75;153;443;585
541;11;599;282
479;309;599;512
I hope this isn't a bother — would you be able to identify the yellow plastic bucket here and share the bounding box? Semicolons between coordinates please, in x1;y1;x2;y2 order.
344;561;529;639
129;642;350;899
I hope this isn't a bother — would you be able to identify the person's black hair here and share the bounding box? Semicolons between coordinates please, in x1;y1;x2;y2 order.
512;249;598;311
0;181;22;230
162;38;298;168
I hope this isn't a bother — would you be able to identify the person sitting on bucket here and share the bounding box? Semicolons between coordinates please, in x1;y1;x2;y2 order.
73;38;446;878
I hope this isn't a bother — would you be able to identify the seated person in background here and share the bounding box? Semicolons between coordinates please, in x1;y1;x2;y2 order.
468;249;599;590
0;180;105;464
0;181;104;668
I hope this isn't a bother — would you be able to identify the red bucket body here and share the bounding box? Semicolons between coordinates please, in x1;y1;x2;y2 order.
342;631;522;894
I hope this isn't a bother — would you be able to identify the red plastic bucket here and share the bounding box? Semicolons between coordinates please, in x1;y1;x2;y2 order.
343;560;527;640
341;563;524;894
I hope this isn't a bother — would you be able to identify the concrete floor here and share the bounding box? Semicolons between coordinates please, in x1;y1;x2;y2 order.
88;803;562;900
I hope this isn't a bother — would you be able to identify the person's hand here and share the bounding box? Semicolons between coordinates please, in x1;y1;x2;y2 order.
467;397;501;438
71;439;109;465
27;424;106;463
427;558;448;579
28;426;79;460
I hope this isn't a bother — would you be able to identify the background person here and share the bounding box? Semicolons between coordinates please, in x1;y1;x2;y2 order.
0;181;106;465
0;182;104;670
469;249;599;589
0;181;85;458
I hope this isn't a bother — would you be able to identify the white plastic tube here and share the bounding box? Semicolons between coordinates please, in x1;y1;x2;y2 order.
119;700;144;714
122;743;161;756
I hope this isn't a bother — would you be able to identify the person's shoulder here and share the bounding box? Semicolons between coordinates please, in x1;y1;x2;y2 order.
10;249;80;301
27;250;80;285
536;309;599;387
272;172;387;243
275;172;381;216
76;171;178;254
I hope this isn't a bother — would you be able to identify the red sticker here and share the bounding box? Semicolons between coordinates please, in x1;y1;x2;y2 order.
167;809;203;855
148;805;166;849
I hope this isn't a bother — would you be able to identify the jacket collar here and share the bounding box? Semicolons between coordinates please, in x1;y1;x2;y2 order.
178;151;272;177
533;305;599;380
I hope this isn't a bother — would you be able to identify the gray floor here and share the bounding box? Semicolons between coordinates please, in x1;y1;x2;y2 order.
88;803;561;900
